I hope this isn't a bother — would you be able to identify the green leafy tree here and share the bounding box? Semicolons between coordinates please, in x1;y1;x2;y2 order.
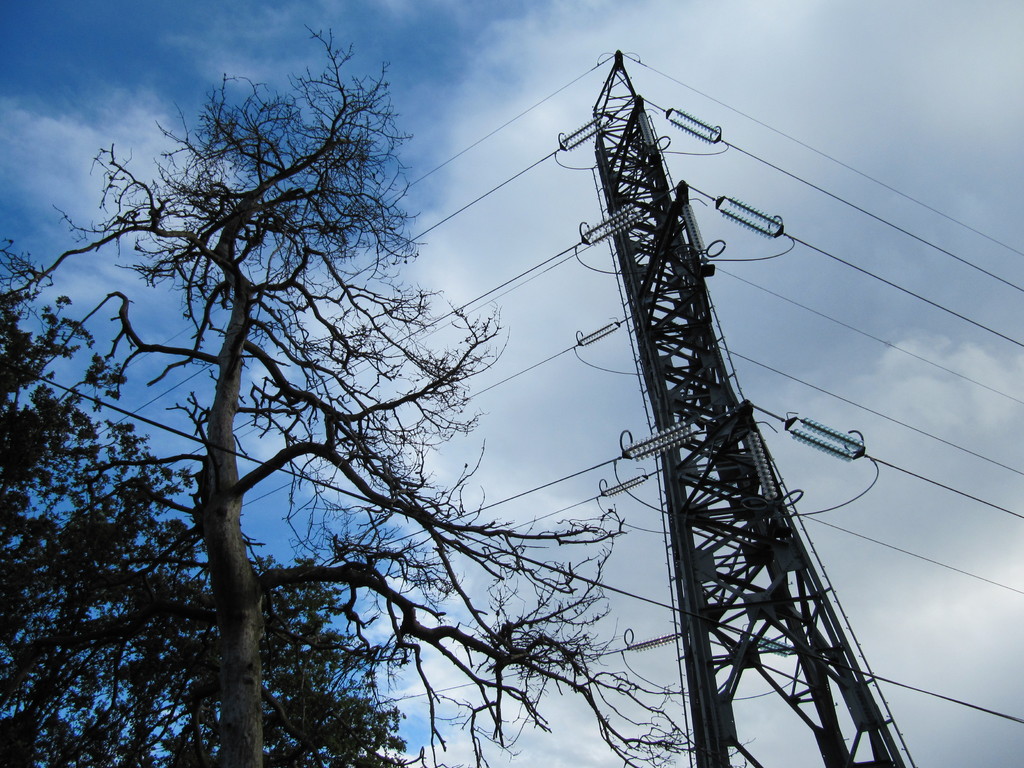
0;274;404;766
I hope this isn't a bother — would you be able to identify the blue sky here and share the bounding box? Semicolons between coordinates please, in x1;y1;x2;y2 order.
1;1;484;100
4;2;1024;767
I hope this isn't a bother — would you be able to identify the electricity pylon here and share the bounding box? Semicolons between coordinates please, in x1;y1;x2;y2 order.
587;52;911;768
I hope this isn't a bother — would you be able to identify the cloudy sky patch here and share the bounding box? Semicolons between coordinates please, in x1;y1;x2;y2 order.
3;2;1023;766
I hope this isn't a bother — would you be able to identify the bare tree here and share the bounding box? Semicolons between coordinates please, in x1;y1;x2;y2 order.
29;34;684;767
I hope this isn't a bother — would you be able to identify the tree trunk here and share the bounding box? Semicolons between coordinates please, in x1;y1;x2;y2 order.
203;277;264;767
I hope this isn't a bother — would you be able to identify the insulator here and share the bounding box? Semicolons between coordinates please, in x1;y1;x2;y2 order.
681;203;707;255
624;633;679;653
558;117;603;151
748;433;779;500
623;421;696;460
581;207;643;245
665;108;723;144
639;111;657;149
576;321;621;347
715;196;784;238
758;637;795;656
787;416;865;460
601;474;650;497
799;418;865;454
789;428;856;461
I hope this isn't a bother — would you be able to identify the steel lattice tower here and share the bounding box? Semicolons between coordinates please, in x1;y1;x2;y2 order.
590;53;910;768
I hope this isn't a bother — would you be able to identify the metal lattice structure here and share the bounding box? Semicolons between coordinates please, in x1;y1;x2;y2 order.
591;52;911;768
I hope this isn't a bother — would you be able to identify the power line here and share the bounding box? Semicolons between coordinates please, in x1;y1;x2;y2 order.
408;61;603;188
805;516;1024;598
433;243;581;326
730;350;1024;479
472;317;626;397
790;233;1024;350
613;473;1024;600
751;387;1023;519
727;142;1024;295
764;659;1024;728
686;183;1024;352
645;94;1024;296
870;455;1024;523
478;458;616;513
718;268;1024;408
412;150;556;241
636;59;1024;260
473;343;576;397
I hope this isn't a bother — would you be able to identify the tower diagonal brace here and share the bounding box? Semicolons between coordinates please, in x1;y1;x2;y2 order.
592;52;909;768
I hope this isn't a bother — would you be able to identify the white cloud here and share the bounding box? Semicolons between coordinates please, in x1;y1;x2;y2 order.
6;1;1024;765
404;2;1024;765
